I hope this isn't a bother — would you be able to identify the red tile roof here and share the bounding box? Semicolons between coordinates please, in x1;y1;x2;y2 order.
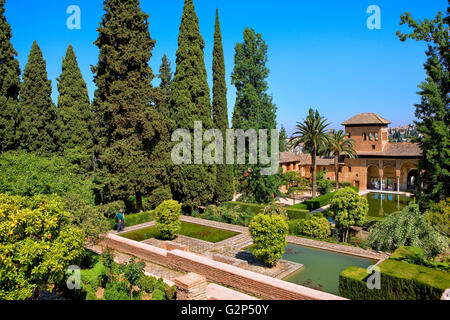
280;152;335;166
342;113;391;126
357;143;422;157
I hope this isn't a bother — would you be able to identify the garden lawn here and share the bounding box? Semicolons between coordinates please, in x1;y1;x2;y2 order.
120;222;239;243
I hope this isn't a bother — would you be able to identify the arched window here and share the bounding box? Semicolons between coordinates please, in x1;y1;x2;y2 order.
363;133;367;141
369;133;373;141
375;132;379;141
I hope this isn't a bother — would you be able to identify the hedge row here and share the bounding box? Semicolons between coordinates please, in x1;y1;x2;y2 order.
339;247;450;300
291;187;360;211
110;211;156;229
223;201;310;221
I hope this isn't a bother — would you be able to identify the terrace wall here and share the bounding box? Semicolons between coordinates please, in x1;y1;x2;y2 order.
100;234;346;301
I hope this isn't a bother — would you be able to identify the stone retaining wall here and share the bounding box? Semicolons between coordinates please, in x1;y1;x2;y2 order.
100;234;345;300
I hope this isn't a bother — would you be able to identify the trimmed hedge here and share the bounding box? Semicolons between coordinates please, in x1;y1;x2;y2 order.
110;211;156;229
339;247;450;300
223;201;310;221
291;187;360;211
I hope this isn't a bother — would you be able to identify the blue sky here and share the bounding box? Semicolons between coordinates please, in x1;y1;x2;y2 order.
3;0;448;133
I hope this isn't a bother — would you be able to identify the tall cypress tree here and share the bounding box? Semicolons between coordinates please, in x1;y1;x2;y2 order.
156;54;172;119
92;0;170;212
397;3;450;203
159;54;172;91
16;41;57;154
0;0;21;153
56;45;93;170
231;28;280;204
169;0;216;211
212;9;234;203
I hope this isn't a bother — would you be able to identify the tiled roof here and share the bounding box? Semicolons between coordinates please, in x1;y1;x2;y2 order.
342;113;391;126
279;152;335;166
357;143;422;157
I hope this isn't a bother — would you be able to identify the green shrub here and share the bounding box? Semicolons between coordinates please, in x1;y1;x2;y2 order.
249;214;289;268
0;151;93;202
425;199;450;237
151;289;166;300
297;216;331;239
138;276;156;294
81;262;109;289
155;200;182;240
367;204;448;259
165;286;177;300
103;280;130;300
339;257;450;300
286;208;310;220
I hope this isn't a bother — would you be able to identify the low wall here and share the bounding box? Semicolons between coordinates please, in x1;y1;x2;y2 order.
101;234;346;300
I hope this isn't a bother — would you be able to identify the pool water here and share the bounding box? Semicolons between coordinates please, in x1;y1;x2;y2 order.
283;243;376;295
364;192;410;218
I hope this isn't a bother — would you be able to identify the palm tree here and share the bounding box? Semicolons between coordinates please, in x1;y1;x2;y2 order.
290;109;330;198
326;130;357;192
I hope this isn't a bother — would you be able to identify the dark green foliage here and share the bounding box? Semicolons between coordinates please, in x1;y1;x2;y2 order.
92;0;170;212
169;0;216;210
103;280;129;300
151;289;165;300
0;0;21;153
231;28;279;204
397;4;450;203
155;54;172;119
213;9;234;203
279;125;288;152
16;41;57;154
339;247;450;300
56;45;93;171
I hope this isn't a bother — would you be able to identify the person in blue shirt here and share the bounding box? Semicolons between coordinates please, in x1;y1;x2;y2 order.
116;209;125;232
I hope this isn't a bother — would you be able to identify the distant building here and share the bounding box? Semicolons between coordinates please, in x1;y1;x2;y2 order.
280;113;421;192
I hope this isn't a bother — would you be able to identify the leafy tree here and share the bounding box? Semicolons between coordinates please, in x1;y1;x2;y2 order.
0;0;21;153
212;9;234;203
249;213;288;267
0;151;93;202
329;187;368;242
279;125;288;152
0;194;85;300
316;171;333;195
325;129;357;192
56;45;93;171
367;204;448;259
169;0;216;211
231;28;279;204
290;109;330;198
263;203;288;220
92;0;169;212
282;171;308;204
296;216;331;239
425;198;450;237
16;41;57;154
124;258;145;300
155;200;182;240
397;2;450;204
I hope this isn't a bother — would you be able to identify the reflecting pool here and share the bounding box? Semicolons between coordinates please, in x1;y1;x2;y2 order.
364;192;410;218
283;244;376;295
